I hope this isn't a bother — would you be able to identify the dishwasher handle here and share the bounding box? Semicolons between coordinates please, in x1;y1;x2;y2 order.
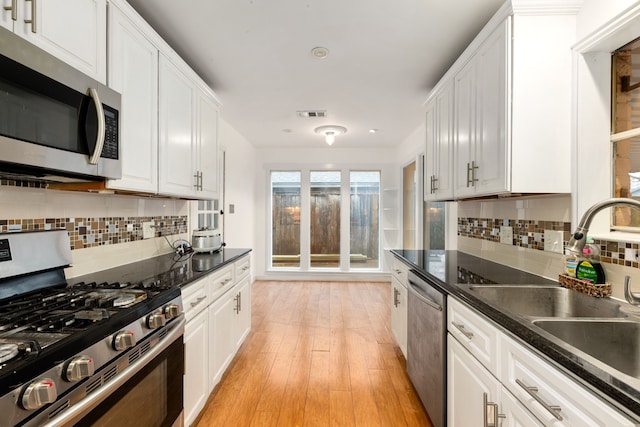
408;279;443;311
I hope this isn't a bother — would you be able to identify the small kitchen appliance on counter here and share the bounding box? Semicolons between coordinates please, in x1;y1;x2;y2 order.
191;228;222;253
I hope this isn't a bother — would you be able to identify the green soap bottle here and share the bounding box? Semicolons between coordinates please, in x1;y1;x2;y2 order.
575;244;606;284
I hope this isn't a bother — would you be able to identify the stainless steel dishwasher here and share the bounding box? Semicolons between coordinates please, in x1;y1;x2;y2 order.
407;270;446;427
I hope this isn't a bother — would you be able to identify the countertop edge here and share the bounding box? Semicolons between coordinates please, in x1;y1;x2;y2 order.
391;249;640;420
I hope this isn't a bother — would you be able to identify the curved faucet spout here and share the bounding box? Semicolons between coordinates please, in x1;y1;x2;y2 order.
566;198;640;256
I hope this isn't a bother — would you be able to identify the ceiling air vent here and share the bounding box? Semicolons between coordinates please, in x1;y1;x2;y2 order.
297;110;326;118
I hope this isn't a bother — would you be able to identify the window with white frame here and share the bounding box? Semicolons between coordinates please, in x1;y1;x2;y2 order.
613;37;640;229
269;169;381;271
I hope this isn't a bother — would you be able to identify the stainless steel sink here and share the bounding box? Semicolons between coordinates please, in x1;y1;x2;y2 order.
533;319;640;378
469;285;627;318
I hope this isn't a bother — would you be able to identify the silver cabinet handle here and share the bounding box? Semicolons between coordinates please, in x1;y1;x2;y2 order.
190;296;206;308
483;392;505;427
516;379;563;421
24;0;35;33
451;321;474;339
219;278;233;286
4;0;17;21
393;287;400;307
87;88;106;165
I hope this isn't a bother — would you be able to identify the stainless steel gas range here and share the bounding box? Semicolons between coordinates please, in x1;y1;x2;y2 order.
0;230;185;427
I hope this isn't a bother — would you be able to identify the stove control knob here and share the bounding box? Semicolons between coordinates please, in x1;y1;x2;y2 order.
146;312;166;329
163;304;181;320
21;378;57;410
113;330;136;351
64;355;95;382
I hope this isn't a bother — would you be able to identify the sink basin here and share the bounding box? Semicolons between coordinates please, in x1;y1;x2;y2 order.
533;319;640;377
469;285;627;318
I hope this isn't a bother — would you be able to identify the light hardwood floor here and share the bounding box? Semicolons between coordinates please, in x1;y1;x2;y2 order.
195;280;433;427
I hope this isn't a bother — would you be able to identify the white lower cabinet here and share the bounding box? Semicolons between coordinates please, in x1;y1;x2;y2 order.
448;335;502;426
391;278;407;357
448;297;636;427
390;257;409;357
182;254;252;426
184;308;209;427
501;335;635;427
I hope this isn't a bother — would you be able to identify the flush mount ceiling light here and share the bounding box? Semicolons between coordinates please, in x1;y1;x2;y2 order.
310;46;330;59
314;125;347;146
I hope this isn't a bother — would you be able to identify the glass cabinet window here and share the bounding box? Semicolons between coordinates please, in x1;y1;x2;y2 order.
197;199;219;230
271;171;301;267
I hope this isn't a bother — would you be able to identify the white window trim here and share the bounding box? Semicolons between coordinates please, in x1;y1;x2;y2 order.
266;163;391;274
573;3;640;244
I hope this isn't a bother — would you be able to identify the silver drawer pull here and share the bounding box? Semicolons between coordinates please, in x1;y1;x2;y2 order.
452;321;474;339
516;379;563;421
190;296;206;308
219;278;233;286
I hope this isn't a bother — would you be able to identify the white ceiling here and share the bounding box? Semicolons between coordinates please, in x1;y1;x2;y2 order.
126;0;504;149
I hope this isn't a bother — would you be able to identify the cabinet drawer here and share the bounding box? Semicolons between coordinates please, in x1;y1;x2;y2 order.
235;256;251;282
182;277;209;321
391;257;409;285
208;265;234;302
448;298;500;376
501;335;635;426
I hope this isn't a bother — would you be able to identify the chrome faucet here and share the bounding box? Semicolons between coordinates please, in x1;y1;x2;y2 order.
624;276;640;305
566;198;640;256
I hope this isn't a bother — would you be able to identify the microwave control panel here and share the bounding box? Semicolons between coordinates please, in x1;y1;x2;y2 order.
101;107;119;160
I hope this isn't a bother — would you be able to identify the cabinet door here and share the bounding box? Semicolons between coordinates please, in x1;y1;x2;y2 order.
158;54;197;198
448;335;501;427
391;278;408;357
209;290;237;390
474;19;509;196
197;92;219;199
234;276;252;349
453;57;477;198
424;99;438;201
106;4;158;193
16;0;106;82
435;81;454;199
184;310;209;427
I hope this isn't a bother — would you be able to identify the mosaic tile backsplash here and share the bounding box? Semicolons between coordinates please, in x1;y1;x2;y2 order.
0;216;188;250
458;217;640;269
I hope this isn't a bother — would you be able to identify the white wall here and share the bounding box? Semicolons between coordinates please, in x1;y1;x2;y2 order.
218;117;257;253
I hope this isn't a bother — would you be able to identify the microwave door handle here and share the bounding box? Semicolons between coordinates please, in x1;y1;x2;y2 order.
87;88;105;165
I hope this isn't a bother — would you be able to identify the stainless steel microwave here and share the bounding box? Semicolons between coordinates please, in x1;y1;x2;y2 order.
0;26;121;182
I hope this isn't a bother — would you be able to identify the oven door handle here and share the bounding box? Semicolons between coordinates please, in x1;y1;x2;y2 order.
41;316;185;427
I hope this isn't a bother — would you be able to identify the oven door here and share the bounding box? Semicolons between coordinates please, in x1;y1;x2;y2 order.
39;319;185;427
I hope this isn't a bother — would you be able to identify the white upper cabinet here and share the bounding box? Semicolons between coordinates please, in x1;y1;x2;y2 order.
106;2;158;193
158;53;220;200
2;0;107;82
453;19;509;198
106;0;220;199
425;80;454;201
158;54;198;198
425;1;578;200
197;91;220;200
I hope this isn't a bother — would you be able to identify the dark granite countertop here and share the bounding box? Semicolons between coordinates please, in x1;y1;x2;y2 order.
68;248;252;289
391;249;640;420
